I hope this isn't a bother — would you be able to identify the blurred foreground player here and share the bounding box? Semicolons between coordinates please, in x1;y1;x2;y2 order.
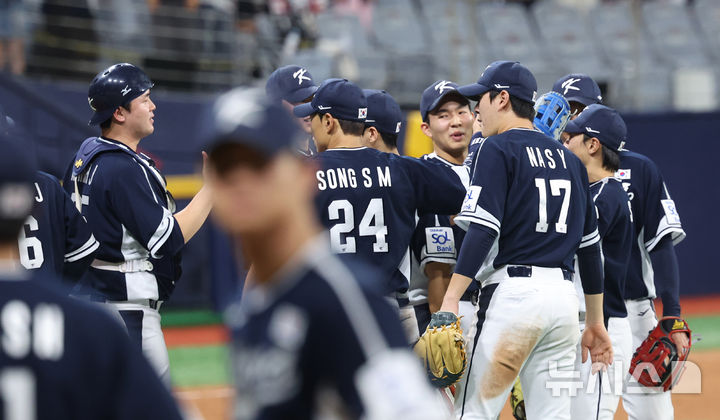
64;63;214;384
205;88;448;420
0;106;98;286
0;134;183;420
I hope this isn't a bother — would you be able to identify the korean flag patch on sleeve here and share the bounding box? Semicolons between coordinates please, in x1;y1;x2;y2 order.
425;227;455;255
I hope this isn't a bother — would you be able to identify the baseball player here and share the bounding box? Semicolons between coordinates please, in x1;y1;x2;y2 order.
0;133;184;420
62;63;213;384
553;73;688;420
563;105;634;419
438;61;613;419
293;79;466;303
0;107;99;285
204;88;448;419
410;80;475;335
266;64;318;156
361;89;402;154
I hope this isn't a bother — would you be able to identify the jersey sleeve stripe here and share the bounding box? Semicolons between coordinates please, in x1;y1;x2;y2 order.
454;214;500;234
579;229;600;248
64;234;100;262
314;255;390;359
148;208;176;258
645;226;686;252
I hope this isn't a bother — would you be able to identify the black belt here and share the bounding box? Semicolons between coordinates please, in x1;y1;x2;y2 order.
506;265;573;282
460;289;479;304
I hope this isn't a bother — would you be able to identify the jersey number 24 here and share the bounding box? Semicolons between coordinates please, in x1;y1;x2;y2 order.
328;198;388;253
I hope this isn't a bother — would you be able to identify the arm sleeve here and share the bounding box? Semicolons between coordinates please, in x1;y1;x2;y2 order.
401;157;466;215
106;159;185;259
60;182;98;279
649;235;681;317
577;242;604;295
454;139;507;233
454;223;498;279
642;161;686;251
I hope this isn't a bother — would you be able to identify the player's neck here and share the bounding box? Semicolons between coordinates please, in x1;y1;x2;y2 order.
101;129;141;152
241;208;323;285
433;146;466;165
327;134;364;151
495;116;534;135
587;162;613;183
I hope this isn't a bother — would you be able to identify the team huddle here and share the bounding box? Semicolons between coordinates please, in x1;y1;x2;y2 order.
0;58;690;420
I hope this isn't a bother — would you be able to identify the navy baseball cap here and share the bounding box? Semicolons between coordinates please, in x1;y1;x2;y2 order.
293;78;368;122
457;61;537;103
552;74;602;106
204;88;301;157
265;65;318;104
420;80;469;121
363;89;403;135
564;104;627;151
0;131;36;223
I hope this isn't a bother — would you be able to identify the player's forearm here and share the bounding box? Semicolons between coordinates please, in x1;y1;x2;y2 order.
442;273;473;306
174;185;213;243
649;236;682;317
425;261;452;313
577;242;604;295
583;293;605;325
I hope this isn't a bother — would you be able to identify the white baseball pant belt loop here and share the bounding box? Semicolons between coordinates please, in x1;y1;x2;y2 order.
91;258;154;273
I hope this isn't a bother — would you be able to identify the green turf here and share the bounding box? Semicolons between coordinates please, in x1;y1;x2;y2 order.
169;345;230;387
161;309;222;328
685;315;720;351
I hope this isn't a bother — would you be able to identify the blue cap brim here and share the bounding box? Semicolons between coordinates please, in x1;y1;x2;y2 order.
422;91;469;120
285;86;318;104
457;83;489;101
293;102;316;118
565;95;597;106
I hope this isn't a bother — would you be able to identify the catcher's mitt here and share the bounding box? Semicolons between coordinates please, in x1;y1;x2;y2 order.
413;311;466;388
629;317;692;391
509;377;526;420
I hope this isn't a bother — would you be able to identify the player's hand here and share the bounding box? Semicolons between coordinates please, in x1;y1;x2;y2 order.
662;316;690;357
581;322;613;372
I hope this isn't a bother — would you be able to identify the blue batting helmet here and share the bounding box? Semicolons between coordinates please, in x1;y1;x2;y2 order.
534;91;571;141
87;63;154;126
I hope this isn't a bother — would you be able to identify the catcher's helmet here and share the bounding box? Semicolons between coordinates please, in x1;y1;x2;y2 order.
533;91;571;141
87;63;154;126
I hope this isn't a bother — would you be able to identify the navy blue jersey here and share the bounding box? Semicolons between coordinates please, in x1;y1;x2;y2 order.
456;129;599;276
463;133;484;178
63;137;185;301
230;239;441;419
590;177;633;319
0;269;183;420
618;150;685;300
313;147;465;295
18;172;98;284
408;153;476;306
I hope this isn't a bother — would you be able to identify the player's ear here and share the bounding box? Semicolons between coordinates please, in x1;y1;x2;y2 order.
112;107;127;123
497;90;511;111
589;137;601;154
420;120;432;138
322;113;333;134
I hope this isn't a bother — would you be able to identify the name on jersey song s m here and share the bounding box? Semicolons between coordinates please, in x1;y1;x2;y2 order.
316;166;392;190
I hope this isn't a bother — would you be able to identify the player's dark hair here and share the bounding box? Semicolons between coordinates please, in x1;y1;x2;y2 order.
0;219;26;243
583;134;620;172
488;90;536;121
336;118;365;137
378;131;398;149
99;103;133;130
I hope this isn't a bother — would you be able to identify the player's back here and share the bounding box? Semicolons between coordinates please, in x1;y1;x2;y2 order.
0;271;183;420
313;147;464;295
459;129;597;273
591;177;634;319
19;172;98;282
618;150;685;300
